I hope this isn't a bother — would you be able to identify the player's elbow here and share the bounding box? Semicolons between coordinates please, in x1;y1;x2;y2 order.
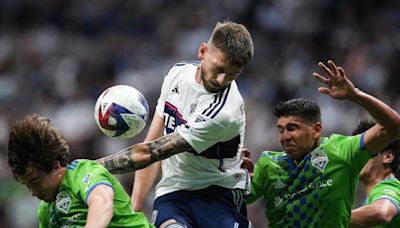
374;210;394;224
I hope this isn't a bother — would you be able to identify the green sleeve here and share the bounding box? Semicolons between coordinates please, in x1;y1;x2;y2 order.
245;156;268;204
67;160;114;204
368;180;400;210
327;134;371;173
37;202;49;228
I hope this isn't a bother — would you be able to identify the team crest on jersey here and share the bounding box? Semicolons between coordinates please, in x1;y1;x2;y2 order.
188;100;198;116
310;148;329;173
233;173;242;180
56;191;71;214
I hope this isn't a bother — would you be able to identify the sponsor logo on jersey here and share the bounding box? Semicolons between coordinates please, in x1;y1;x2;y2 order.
56;191;72;214
310;148;329;173
383;189;397;196
273;179;287;189
282;179;333;202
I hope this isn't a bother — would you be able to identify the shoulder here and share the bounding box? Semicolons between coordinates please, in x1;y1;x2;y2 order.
66;159;108;176
258;151;286;164
203;83;244;120
167;60;199;76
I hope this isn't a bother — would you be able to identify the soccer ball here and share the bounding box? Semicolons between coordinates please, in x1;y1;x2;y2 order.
94;85;149;139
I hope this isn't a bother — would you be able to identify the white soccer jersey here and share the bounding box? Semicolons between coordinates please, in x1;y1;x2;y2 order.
154;61;249;198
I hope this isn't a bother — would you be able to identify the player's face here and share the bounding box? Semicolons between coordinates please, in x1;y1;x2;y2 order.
19;165;62;202
359;150;393;181
277;116;321;161
197;43;242;93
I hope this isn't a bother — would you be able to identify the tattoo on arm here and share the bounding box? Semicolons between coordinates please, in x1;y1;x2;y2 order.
96;132;194;173
95;147;137;174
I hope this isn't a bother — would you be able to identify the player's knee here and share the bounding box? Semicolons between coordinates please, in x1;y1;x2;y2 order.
160;219;186;228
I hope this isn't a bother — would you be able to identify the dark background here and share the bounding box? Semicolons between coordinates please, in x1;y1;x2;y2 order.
0;0;399;227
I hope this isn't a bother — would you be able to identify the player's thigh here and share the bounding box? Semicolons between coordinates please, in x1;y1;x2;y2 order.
152;191;194;228
189;186;251;228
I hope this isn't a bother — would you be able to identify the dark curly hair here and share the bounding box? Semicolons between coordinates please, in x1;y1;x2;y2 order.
352;119;400;179
273;98;321;123
8;113;70;180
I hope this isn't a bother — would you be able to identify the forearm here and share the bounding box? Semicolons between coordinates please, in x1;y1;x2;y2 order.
350;88;400;132
132;162;161;211
85;202;113;228
350;205;391;227
96;144;154;174
85;186;114;228
97;132;193;174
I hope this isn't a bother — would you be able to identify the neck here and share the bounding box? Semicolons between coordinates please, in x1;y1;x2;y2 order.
363;171;395;194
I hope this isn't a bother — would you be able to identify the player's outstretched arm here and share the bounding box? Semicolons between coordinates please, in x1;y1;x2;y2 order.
349;199;397;227
313;60;400;154
96;131;194;174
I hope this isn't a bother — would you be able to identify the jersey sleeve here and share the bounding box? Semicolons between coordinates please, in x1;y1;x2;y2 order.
177;111;240;153
155;66;176;117
368;181;400;214
245;156;268;204
37;201;50;228
327;134;371;173
68;160;114;204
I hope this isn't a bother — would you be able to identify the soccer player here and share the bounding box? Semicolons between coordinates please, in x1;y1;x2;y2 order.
7;114;153;227
350;120;400;228
97;20;254;228
245;60;400;227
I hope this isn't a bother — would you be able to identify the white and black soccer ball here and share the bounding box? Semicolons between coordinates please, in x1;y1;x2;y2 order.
94;85;149;139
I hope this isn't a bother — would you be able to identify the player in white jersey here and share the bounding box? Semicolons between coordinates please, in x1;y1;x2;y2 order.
97;21;254;228
155;61;247;197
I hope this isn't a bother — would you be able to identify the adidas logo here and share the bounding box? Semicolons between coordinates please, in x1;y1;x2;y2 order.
195;116;206;123
273;179;287;189
171;86;179;94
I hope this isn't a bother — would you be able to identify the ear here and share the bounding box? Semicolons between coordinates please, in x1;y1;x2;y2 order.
382;150;395;164
313;122;322;136
198;43;207;60
52;161;62;172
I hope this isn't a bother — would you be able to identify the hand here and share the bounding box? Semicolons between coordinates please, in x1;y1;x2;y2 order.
313;60;357;100
241;147;254;177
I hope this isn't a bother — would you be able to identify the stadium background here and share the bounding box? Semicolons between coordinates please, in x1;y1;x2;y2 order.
0;0;399;227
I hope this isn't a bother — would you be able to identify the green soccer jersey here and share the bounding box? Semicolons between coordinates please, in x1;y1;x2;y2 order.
365;177;400;228
246;134;371;227
37;159;153;228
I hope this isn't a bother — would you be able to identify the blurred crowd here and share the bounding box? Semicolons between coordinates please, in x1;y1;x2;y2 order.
0;0;399;227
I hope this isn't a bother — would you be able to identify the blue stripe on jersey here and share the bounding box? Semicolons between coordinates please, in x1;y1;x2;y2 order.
173;60;200;67
202;94;219;115
85;182;113;204
67;160;79;170
202;85;231;119
204;90;224;116
379;196;400;214
210;85;230;118
360;133;366;150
